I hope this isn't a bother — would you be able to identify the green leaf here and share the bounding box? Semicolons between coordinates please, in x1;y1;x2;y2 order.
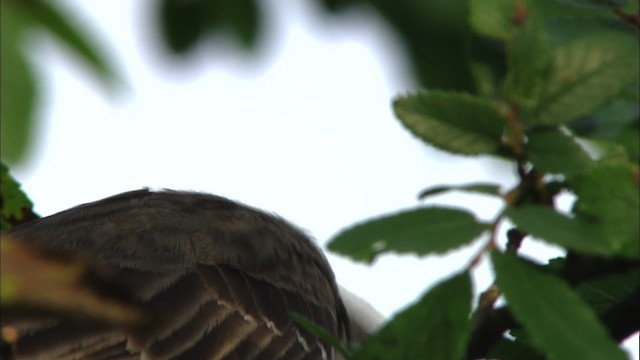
26;0;119;90
553;0;628;9
503;1;552;109
217;0;261;48
576;269;640;314
159;0;210;54
570;99;640;163
530;32;639;125
0;2;37;164
329;207;488;263
492;252;628;360
290;312;351;358
393;91;505;155
1;162;35;230
353;272;472;360
507;205;614;256
418;182;501;200
469;0;516;40
573;164;639;258
526;127;592;178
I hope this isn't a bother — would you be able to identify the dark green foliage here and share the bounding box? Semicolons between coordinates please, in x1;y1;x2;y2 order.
326;0;639;358
2;0;638;359
353;272;473;360
0;0;119;164
493;252;627;360
0;162;37;230
158;0;261;54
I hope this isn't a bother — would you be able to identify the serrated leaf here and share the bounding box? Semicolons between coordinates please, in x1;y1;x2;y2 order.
531;32;639;125
527;127;592;178
492;252;628;360
353;272;472;360
418;182;501;200
504;1;552;109
27;0;119;90
507;205;614;256
328;207;488;263
393;91;505;155
573;164;639;258
0;2;37;164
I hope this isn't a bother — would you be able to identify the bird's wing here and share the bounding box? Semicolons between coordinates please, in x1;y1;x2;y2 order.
2;189;349;360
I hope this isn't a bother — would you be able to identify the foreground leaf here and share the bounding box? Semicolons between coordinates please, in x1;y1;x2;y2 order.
507;205;614;256
492;252;627;360
329;207;488;263
354;272;472;360
503;0;551;109
531;32;639;125
573;164;640;258
526;127;592;178
394;91;505;155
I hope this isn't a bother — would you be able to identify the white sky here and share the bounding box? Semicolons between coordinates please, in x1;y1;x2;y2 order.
11;0;637;357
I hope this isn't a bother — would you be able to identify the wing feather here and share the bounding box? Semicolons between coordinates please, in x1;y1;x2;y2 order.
2;189;349;360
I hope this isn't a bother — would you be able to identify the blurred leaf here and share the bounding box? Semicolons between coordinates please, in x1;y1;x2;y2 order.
530;32;639;125
328;207;488;263
217;0;261;48
0;163;36;231
418;182;501;200
26;0;120;90
364;0;476;91
291;312;351;358
538;0;631;16
571;99;639;162
527;127;592;178
159;0;210;54
353;272;472;360
504;1;552;109
393;91;505;155
572;164;639;258
492;252;628;360
507;205;614;256
570;99;639;137
469;0;516;40
544;16;635;46
576;268;640;314
0;237;146;327
554;0;629;9
0;2;37;164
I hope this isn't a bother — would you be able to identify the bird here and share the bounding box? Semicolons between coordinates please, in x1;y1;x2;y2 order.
0;189;384;360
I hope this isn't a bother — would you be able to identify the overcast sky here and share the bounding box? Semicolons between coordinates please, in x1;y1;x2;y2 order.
11;0;637;356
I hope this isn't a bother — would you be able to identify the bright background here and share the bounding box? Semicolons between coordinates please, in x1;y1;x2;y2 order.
10;0;638;357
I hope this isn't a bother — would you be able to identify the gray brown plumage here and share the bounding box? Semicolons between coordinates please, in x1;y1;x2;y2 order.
1;189;350;360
